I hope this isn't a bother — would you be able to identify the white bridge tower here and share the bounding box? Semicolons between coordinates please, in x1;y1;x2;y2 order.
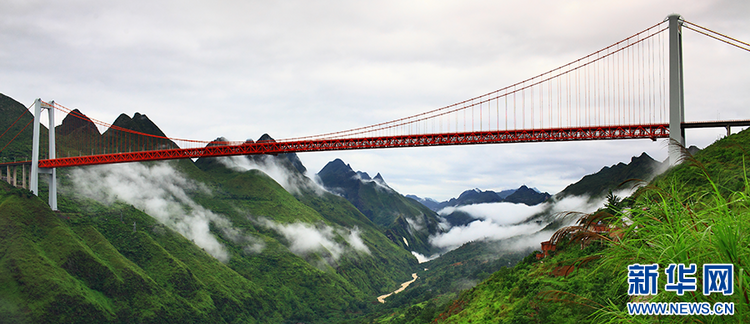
30;98;57;211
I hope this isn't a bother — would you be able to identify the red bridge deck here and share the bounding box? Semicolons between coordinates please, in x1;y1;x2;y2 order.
36;124;669;168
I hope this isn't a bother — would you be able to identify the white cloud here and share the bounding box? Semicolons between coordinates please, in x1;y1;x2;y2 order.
429;220;542;250
405;216;425;233
411;251;440;264
217;155;327;196
4;1;748;202
254;218;370;262
430;193;620;251
438;202;546;226
68;162;263;262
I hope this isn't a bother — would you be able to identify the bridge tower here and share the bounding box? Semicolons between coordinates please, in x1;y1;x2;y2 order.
30;98;57;211
668;14;685;165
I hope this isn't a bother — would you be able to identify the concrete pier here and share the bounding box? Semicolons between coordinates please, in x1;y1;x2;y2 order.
1;162;32;189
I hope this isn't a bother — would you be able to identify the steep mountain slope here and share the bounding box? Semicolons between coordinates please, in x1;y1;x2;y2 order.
0;181;278;323
0;94;43;162
555;152;667;199
317;158;443;255
385;131;750;323
191;152;419;300
0;95;423;323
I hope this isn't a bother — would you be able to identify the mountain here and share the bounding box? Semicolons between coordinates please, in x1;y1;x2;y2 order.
56;109;99;137
317;158;443;255
189;153;419;318
253;133;306;173
447;188;505;206
103;112;178;151
555;152;669;199
0;94;42;162
408;186;551;213
5;91;726;323
0;181;278;323
503;185;551;205
405;130;750;324
107;112;167;137
0;97;424;323
405;195;442;211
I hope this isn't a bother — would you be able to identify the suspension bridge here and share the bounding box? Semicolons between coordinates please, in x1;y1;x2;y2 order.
1;15;749;211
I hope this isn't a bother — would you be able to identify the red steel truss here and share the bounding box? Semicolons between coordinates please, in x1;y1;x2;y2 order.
37;124;669;168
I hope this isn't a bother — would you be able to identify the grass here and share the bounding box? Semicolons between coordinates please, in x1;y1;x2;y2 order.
412;131;750;323
591;150;750;323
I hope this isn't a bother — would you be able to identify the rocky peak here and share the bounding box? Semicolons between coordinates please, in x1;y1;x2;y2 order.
57;109;100;136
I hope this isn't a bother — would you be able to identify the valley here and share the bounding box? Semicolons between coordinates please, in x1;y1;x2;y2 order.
1;92;747;323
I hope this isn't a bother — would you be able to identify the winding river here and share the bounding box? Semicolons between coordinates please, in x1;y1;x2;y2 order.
377;273;418;303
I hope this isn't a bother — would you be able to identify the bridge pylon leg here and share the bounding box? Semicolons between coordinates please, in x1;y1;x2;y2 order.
668;14;685;165
30;98;57;211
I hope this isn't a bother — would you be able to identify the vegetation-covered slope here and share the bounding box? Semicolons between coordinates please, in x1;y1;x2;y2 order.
0;92;423;323
557;152;666;199
1;156;420;323
0;182;277;324
401;130;750;323
0;94;42;162
317;158;443;255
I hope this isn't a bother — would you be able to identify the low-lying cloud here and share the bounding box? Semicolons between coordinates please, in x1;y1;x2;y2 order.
429;220;543;250
217;155;327;196
405;216;425;233
411;251;440;264
68;162;263;262
429;192;629;251
438;202;546;226
254;217;370;262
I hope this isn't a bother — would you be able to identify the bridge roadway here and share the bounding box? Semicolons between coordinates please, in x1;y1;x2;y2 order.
3;120;750;170
31;124;670;168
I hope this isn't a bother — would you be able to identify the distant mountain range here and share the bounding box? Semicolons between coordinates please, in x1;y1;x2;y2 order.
0;91;690;323
407;185;552;212
406;150;690;214
316;158;443;255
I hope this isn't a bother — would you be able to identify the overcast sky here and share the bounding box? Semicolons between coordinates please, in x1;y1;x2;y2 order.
2;0;749;201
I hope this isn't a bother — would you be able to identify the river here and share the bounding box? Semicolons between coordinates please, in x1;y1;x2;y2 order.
377;273;418;303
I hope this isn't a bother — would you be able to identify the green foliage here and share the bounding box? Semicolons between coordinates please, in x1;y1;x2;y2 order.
591;136;750;323
558;152;664;199
0;179;276;323
1;153;425;323
0;91;425;323
416;130;750;323
316;159;444;255
0;94;38;162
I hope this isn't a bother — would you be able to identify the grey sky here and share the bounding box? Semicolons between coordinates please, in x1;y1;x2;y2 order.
2;0;749;200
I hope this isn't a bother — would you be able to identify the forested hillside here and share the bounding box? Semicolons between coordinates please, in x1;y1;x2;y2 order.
383;129;750;323
0;94;423;323
317;158;443;256
4;91;740;324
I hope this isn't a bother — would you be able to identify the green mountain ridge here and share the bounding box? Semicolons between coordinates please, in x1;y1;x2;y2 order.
381;129;750;323
1;91;709;323
0;94;44;162
0;93;424;323
317;158;443;256
556;152;669;199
